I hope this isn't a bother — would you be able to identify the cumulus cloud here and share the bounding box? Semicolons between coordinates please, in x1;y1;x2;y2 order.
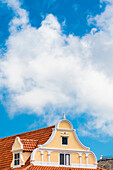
1;0;113;137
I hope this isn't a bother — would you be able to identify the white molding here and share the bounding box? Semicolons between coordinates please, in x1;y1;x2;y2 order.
73;130;90;150
12;137;23;151
20;151;25;166
31;148;42;162
31;161;97;169
12;165;21;168
38;128;56;148
11;149;23;152
56;119;73;130
57;128;75;132
36;147;91;154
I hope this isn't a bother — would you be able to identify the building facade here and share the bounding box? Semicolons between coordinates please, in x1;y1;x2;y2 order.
0;114;105;170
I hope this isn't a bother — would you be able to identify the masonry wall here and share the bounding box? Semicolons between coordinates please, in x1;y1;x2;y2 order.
98;158;113;170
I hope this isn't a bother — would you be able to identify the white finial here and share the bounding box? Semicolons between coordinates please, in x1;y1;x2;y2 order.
100;155;103;160
63;113;66;120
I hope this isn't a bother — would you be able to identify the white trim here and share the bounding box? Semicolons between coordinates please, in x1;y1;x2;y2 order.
56;119;73;130
20;150;25;166
86;153;89;165
34;147;91;154
38;128;56;148
31;161;97;169
11;149;23;152
12;165;21;168
57;128;75;132
48;151;51;163
73;130;90;150
78;153;82;164
13;152;20;167
12;137;23;151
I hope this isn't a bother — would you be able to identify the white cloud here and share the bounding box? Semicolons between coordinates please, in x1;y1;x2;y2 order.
1;0;113;137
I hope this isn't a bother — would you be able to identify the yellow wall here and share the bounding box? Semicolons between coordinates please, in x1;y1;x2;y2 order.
42;130;86;151
71;153;80;164
23;152;31;162
34;151;42;162
59;121;71;129
88;154;95;164
50;152;59;162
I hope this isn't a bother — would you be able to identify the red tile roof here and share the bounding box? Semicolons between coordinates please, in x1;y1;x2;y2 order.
26;165;106;170
21;139;38;151
0;125;55;169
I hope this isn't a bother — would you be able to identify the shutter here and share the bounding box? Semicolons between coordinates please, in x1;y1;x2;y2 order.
65;154;70;165
60;154;64;165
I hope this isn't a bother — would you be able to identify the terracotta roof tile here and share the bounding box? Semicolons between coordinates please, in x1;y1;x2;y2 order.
21;139;38;151
26;165;106;170
0;125;55;169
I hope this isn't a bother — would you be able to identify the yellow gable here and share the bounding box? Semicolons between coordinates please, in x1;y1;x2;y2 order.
12;137;22;151
41;120;88;151
58;121;72;130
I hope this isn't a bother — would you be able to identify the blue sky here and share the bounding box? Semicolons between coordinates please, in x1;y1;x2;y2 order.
0;0;113;160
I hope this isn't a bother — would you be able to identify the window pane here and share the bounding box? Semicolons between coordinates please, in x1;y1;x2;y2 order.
62;137;68;145
14;153;20;165
17;159;20;165
14;160;16;165
14;160;19;165
14;154;17;159
60;154;64;165
65;154;70;165
17;153;20;158
14;153;20;159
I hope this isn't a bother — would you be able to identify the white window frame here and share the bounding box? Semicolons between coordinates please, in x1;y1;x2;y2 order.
62;136;68;145
59;153;71;166
14;152;20;168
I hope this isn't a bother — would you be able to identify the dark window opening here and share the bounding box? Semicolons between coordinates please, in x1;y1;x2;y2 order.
60;153;70;165
62;137;68;145
14;153;20;166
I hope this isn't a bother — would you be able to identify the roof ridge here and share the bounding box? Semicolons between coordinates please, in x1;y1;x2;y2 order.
0;125;55;140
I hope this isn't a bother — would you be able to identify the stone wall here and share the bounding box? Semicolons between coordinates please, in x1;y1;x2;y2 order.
98;158;113;170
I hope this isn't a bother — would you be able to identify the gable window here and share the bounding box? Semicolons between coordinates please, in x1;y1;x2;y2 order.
62;137;68;145
60;153;70;165
14;153;20;166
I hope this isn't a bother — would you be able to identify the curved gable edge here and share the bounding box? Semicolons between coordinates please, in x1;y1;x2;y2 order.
12;136;23;151
73;130;90;151
37;119;90;151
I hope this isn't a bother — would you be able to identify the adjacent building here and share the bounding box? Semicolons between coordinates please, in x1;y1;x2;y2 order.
0;114;105;170
98;156;113;170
